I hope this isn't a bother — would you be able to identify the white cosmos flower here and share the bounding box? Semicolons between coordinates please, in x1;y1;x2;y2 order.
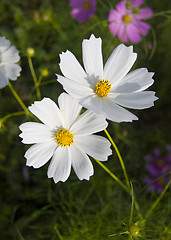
19;93;112;183
0;36;21;89
57;34;158;122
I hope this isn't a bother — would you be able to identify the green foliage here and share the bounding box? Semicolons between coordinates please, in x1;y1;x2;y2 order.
0;0;171;239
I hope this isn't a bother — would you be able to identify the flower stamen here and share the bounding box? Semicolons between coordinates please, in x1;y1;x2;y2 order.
95;79;111;97
158;177;165;185
55;129;74;147
157;159;163;166
83;1;90;10
123;14;131;23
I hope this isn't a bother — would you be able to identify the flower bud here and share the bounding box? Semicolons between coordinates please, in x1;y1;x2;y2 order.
26;48;35;58
130;225;139;236
41;68;49;77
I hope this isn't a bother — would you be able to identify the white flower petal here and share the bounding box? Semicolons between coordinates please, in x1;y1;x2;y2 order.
58;92;82;129
0;67;8;89
104;44;137;85
0;37;21;87
57;74;93;99
59;50;88;85
114;91;158;109
4;63;21;80
80;95;105;116
70;144;94;180
81;95;138;122
47;147;71;183
70;110;108;135
25;140;57;168
113;68;154;92
82;34;103;78
112;82;141;93
0;36;10;53
102;97;138;122
2;45;20;63
19;122;52;144
29;98;62;129
75;135;112;161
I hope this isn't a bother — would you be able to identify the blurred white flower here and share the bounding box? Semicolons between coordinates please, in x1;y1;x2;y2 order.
19;93;112;183
0;36;21;89
57;34;158;122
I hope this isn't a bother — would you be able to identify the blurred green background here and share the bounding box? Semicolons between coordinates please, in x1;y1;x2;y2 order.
0;0;171;239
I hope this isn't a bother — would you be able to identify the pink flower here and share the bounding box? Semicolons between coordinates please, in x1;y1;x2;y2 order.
70;0;96;22
143;146;171;193
108;0;153;43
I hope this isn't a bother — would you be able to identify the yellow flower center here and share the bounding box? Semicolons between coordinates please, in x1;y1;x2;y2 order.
158;177;165;185
157;159;163;167
123;14;131;23
55;129;74;147
130;225;139;237
83;1;90;10
95;79;111;97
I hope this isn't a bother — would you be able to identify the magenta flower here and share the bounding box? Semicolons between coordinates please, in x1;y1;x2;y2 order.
143;146;171;193
70;0;96;22
108;0;153;43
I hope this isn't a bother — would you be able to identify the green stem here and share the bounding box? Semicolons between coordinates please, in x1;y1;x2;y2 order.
28;57;41;100
54;225;63;240
8;82;30;116
94;159;128;192
129;182;134;226
145;178;171;219
152;11;171;18
95;159;143;220
149;27;157;60
38;74;43;85
15;225;25;240
40;79;57;86
104;129;130;191
1;111;25;125
134;201;143;221
85;20;109;33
